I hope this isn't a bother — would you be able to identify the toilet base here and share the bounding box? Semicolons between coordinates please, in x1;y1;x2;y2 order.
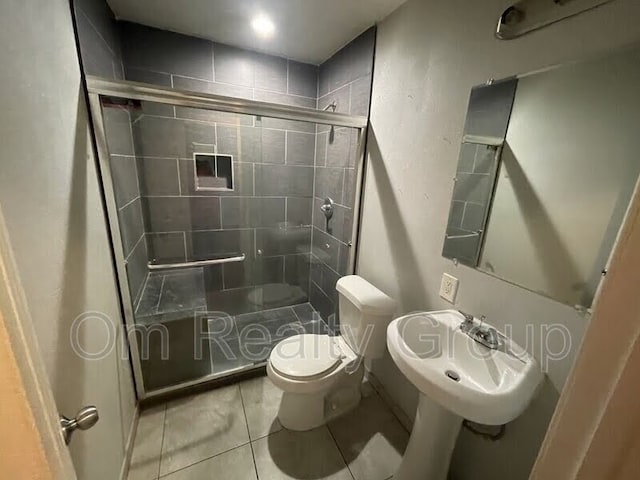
278;391;327;431
277;364;364;431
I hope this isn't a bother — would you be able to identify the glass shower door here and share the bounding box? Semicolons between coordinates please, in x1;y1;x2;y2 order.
93;84;364;398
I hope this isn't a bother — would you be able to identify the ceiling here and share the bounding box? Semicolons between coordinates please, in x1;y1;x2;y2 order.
107;0;408;64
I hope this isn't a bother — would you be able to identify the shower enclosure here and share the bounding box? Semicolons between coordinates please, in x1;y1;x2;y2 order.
87;77;368;399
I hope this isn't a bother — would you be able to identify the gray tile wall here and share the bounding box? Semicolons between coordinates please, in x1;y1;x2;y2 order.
311;28;375;322
134;110;315;295
77;13;374;317
102;105;148;303
73;1;148;305
73;0;124;79
119;22;319;107
118;23;320;296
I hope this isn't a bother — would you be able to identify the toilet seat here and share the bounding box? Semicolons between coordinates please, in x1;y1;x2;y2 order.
268;333;359;396
270;334;343;380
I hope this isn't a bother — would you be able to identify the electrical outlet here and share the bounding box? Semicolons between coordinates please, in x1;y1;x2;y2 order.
439;273;459;303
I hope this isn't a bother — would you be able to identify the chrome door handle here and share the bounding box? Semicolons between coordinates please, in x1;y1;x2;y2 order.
60;406;99;445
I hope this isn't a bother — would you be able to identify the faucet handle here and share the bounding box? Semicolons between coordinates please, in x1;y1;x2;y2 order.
458;311;475;333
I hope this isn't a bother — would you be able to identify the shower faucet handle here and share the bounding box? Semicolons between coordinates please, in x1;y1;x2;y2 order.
320;197;334;220
321;197;335;233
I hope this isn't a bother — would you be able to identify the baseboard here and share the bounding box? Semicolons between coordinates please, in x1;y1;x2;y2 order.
365;369;413;433
119;405;140;480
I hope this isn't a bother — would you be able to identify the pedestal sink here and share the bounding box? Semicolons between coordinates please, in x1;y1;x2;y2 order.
387;310;542;480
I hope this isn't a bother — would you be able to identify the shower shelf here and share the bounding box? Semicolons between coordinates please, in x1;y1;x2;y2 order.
147;254;246;271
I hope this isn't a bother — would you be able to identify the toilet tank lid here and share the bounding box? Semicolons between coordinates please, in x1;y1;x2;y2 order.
336;276;397;314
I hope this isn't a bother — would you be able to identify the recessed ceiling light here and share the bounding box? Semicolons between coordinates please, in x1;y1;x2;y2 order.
251;15;275;38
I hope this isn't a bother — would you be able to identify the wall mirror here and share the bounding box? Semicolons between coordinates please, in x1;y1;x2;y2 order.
443;45;640;309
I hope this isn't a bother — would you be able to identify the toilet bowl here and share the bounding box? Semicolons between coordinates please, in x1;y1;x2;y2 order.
247;283;307;309
267;275;396;431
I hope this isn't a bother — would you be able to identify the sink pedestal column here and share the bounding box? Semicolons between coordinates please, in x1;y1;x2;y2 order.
395;393;462;480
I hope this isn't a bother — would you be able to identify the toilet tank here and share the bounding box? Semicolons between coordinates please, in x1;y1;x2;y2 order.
336;276;397;359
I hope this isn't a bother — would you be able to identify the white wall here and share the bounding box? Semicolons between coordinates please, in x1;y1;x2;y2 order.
0;1;136;479
358;0;640;478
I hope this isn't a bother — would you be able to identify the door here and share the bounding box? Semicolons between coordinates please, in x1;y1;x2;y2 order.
0;207;76;479
0;1;137;478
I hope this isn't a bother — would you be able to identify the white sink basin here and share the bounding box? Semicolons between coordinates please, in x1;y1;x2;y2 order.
387;310;542;480
388;309;542;425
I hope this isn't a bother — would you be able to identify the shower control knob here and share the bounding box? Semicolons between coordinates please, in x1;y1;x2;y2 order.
320;197;334;220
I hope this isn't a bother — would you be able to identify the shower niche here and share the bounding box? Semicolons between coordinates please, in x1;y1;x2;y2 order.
194;153;234;191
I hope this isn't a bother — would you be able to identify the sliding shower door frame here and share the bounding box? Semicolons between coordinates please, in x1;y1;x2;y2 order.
87;76;368;128
86;76;369;401
87;92;147;399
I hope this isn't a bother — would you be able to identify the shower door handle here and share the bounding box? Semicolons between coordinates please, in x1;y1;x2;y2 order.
148;254;246;271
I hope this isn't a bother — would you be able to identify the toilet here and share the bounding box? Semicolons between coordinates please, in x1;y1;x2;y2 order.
267;275;397;431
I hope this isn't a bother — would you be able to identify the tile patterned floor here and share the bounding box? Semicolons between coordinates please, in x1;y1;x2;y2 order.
128;376;408;480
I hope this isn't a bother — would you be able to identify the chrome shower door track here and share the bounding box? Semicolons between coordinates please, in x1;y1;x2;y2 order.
86;76;368;128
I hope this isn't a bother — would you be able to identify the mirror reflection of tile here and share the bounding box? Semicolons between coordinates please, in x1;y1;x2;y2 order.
443;78;517;266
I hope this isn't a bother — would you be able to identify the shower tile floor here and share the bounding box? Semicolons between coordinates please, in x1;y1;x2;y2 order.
139;302;329;391
135;268;310;322
135;269;207;321
208;302;331;373
127;376;408;480
134;267;325;391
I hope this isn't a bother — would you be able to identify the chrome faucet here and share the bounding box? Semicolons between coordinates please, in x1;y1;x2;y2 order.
458;310;502;350
459;311;475;332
